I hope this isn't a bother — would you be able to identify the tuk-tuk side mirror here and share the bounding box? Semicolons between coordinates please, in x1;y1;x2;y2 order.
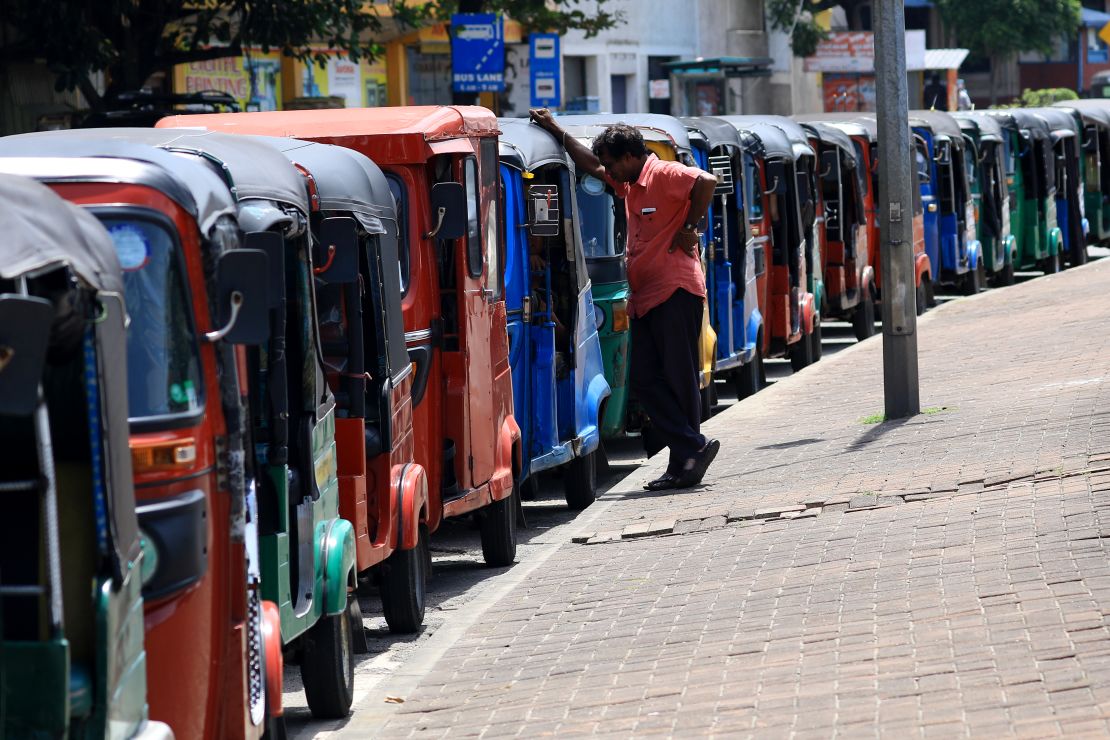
820;150;840;182
243;231;285;309
208;249;271;345
315;217;360;284
425;182;467;241
527;183;560;237
0;294;54;417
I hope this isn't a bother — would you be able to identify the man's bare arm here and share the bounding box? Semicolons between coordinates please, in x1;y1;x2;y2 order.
529;108;606;180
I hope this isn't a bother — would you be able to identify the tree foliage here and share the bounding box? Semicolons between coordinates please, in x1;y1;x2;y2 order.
993;87;1080;109
0;0;621;108
934;0;1080;60
766;0;870;58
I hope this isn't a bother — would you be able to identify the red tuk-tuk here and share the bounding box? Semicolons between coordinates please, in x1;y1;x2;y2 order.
725;120;818;370
159;107;522;566
799;115;932;313
0;137;283;738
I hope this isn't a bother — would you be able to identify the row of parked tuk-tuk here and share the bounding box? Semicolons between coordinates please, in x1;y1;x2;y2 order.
1;98;1106;739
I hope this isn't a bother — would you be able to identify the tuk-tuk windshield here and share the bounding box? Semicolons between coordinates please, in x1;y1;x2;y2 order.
576;177;625;257
102;217;203;422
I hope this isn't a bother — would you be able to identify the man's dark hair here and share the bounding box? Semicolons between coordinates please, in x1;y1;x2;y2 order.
592;123;647;160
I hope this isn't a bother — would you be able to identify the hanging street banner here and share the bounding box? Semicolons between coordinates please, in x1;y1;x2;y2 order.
530;33;561;108
451;13;505;92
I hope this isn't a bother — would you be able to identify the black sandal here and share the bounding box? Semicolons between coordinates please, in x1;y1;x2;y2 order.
678;439;720;487
644;472;682;491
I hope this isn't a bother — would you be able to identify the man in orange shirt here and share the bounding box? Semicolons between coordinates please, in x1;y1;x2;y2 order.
530;109;720;491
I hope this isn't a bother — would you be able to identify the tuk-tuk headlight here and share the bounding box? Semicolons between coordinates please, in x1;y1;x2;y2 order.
138;529;159;587
594;304;606;331
611;299;629;334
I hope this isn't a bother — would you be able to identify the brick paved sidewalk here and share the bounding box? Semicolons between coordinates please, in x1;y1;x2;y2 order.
351;261;1110;737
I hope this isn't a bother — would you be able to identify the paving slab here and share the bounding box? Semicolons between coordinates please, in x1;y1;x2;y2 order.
340;261;1110;737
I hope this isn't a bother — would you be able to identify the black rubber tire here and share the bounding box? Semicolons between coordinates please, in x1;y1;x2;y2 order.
924;278;937;308
1040;251;1061;274
699;382;714;422
993;259;1015;287
810;316;823;362
789;327;814;372
480;482;517;567
563;449;598;510
380;525;428;634
300;602;355;719
1071;242;1088;267
734;347;763;400
852;289;876;340
519;474;540;501
915;281;927;316
961;262;982;296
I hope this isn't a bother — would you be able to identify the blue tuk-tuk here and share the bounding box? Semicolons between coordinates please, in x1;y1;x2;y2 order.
682;116;765;398
910;110;984;294
1031;107;1089;268
497;118;611;510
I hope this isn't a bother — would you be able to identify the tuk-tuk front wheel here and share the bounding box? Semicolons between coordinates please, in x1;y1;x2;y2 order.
563;449;598;510
915;282;927;317
1040;252;1061;275
789;331;814;372
699;382;715;422
300;599;355;719
734;347;763;400
992;260;1015;287
961;262;983;296
380;524;429;634
852;290;876;341
480;483;518;567
809;316;823;361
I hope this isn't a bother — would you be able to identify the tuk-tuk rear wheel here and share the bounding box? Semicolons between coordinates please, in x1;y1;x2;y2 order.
734;347;763;400
789;330;814;372
563;449;598;510
480;483;518;567
381;525;429;634
300;599;355;719
853;290;876;340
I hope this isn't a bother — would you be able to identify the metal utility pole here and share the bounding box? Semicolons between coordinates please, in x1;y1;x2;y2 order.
874;0;920;419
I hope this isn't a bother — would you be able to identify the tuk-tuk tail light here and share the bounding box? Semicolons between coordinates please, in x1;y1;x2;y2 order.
612;299;630;334
132;439;197;472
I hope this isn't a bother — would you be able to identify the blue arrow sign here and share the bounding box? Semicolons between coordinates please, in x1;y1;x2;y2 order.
451;13;505;93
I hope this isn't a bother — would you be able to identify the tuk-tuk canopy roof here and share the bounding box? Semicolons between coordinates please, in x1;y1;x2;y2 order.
0;131;238;235
555;113;693;155
681;116;744;153
1052;99;1110;128
981;109;1054;139
1029;107;1080;140
718;115;816;160
248;135;395;235
496;118;571;172
951;112;1005;143
798;121;857;164
0;172;122;293
909;110;965;141
793;113;880;142
158;105;499;143
717;117;798;160
57;128;312;214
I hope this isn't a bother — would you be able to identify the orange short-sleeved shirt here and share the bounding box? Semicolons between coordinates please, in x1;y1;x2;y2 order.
607;154;706;318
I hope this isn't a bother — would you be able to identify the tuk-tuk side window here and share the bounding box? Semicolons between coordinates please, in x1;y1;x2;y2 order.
479;138;502;299
746;157;764;222
101;216;204;424
852;140;869;197
576;176;624;257
385;174;410;295
911;151;924;215
463;156;482;278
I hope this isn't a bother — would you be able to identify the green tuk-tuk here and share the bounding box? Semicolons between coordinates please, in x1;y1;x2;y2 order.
0;174;173;739
978;110;1065;274
953;112;1018;286
1052;99;1110;249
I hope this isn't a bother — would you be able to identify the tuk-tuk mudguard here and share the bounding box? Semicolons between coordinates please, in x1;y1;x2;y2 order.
968;240;981;270
801;293;817;335
914;252;931;289
1004;236;1017;267
261;600;284;718
744;310;764;362
861;266;876;299
393;462;429;551
580;374;611;457
1050;227;1064;256
319;518;357;616
494;415;523;500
